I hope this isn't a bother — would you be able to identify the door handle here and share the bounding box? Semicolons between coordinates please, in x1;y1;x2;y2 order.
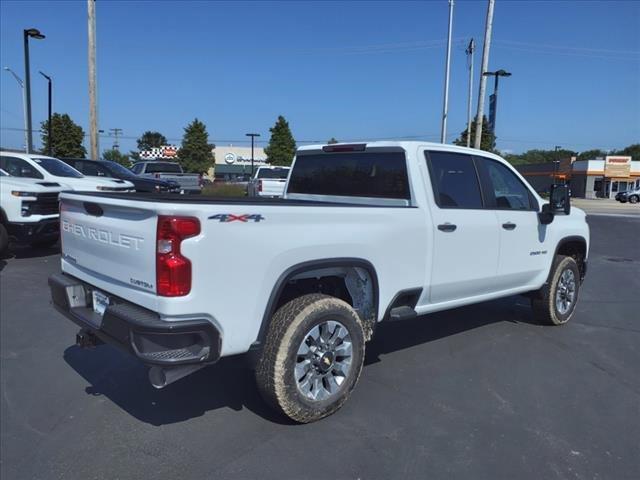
502;222;517;230
437;223;457;232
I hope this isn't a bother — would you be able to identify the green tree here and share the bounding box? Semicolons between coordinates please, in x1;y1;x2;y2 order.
40;113;86;158
453;116;496;153
327;137;339;144
178;118;214;173
576;149;606;162
613;143;640;160
102;149;131;167
504;148;576;165
265;115;296;166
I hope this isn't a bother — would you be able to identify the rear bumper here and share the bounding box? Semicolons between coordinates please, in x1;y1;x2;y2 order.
7;218;59;243
48;272;221;367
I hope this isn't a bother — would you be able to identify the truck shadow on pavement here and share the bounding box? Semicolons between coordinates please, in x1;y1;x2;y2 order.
63;295;537;426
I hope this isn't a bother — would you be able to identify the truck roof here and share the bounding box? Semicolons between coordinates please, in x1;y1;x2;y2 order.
297;141;505;162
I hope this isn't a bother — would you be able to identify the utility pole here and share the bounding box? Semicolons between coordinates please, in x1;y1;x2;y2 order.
39;71;52;156
109;128;122;150
474;0;495;150
465;38;475;148
88;0;99;159
440;0;454;144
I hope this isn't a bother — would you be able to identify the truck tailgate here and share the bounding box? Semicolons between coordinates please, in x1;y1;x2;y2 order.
159;174;200;190
60;194;158;294
261;179;287;197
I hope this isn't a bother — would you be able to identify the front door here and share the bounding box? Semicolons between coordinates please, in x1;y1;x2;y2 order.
424;150;501;304
477;157;549;288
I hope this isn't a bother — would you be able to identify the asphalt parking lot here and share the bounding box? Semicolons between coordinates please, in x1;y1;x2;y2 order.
1;214;639;480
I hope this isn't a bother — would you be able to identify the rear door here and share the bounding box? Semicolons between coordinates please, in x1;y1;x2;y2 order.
424;150;501;304
475;156;547;288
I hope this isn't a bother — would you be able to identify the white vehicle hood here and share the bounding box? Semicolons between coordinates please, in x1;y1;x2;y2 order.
0;175;65;193
47;176;134;191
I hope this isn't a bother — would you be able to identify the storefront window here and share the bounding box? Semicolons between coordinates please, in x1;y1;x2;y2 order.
593;180;603;192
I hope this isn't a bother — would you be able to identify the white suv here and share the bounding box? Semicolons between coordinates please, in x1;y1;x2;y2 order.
0;152;135;192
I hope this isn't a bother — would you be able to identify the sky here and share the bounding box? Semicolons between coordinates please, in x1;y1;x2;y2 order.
0;0;639;156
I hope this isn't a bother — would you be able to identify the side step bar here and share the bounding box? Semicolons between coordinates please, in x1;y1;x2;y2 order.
388;306;418;322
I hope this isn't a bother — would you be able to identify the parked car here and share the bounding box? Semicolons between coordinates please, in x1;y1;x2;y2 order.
0;152;135;192
615;187;640;204
62;158;181;193
0;168;62;255
130;161;201;194
247;166;291;197
49;141;589;423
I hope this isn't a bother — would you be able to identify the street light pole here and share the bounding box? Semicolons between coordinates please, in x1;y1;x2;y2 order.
440;0;455;144
465;38;475;148
245;133;260;177
3;67;28;152
23;28;45;153
482;69;512;149
39;71;52;156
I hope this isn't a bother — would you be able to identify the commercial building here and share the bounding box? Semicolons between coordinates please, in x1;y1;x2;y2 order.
517;156;640;199
209;145;267;181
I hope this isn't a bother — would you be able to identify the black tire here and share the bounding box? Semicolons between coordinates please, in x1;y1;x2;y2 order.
629;195;639;204
255;293;365;423
531;255;581;326
0;223;8;257
30;236;59;249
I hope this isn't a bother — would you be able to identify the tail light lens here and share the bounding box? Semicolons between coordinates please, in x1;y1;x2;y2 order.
156;216;200;296
258;179;263;192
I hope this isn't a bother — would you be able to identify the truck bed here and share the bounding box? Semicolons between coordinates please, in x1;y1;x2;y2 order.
66;192;410;208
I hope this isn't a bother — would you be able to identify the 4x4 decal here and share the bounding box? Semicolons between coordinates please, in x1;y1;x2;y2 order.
208;214;265;223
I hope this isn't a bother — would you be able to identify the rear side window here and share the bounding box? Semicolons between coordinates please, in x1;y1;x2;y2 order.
145;162;182;174
288;152;410;200
426;151;483;208
257;168;289;179
0;156;44;179
131;163;143;174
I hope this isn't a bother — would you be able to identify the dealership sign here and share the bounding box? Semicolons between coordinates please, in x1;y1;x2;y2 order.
139;145;179;160
604;156;631;178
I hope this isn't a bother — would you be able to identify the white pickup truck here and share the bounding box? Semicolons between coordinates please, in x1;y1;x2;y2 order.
130;161;202;194
247;166;291;197
0;168;63;255
49;142;589;423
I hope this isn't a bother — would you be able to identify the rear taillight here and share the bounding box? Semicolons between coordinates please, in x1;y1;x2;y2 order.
258;179;263;192
155;173;160;179
156;216;200;297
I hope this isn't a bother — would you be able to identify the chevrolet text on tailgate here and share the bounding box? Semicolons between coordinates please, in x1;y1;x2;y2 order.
49;141;590;423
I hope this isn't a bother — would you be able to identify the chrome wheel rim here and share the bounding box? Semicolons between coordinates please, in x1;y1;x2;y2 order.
555;268;576;315
295;320;353;401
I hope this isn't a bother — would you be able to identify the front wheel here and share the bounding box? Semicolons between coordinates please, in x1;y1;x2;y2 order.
255;294;365;423
629;195;639;204
531;255;581;325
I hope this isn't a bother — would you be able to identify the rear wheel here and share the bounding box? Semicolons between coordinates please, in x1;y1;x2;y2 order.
531;255;580;325
0;224;8;257
255;294;365;423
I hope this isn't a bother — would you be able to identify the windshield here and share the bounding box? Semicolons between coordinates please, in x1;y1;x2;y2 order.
145;162;182;174
257;168;289;179
32;157;83;178
102;161;135;177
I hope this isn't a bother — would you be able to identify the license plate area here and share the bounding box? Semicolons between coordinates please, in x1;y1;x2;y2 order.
92;289;110;316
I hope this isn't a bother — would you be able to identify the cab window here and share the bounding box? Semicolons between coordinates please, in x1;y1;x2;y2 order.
0;156;44;179
480;159;535;210
425;151;483;209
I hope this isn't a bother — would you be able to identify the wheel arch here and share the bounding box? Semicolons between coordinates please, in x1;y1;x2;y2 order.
553;235;588;282
253;258;380;349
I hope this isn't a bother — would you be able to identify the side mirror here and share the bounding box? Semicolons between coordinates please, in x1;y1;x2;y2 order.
538;203;554;225
550;183;571;215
